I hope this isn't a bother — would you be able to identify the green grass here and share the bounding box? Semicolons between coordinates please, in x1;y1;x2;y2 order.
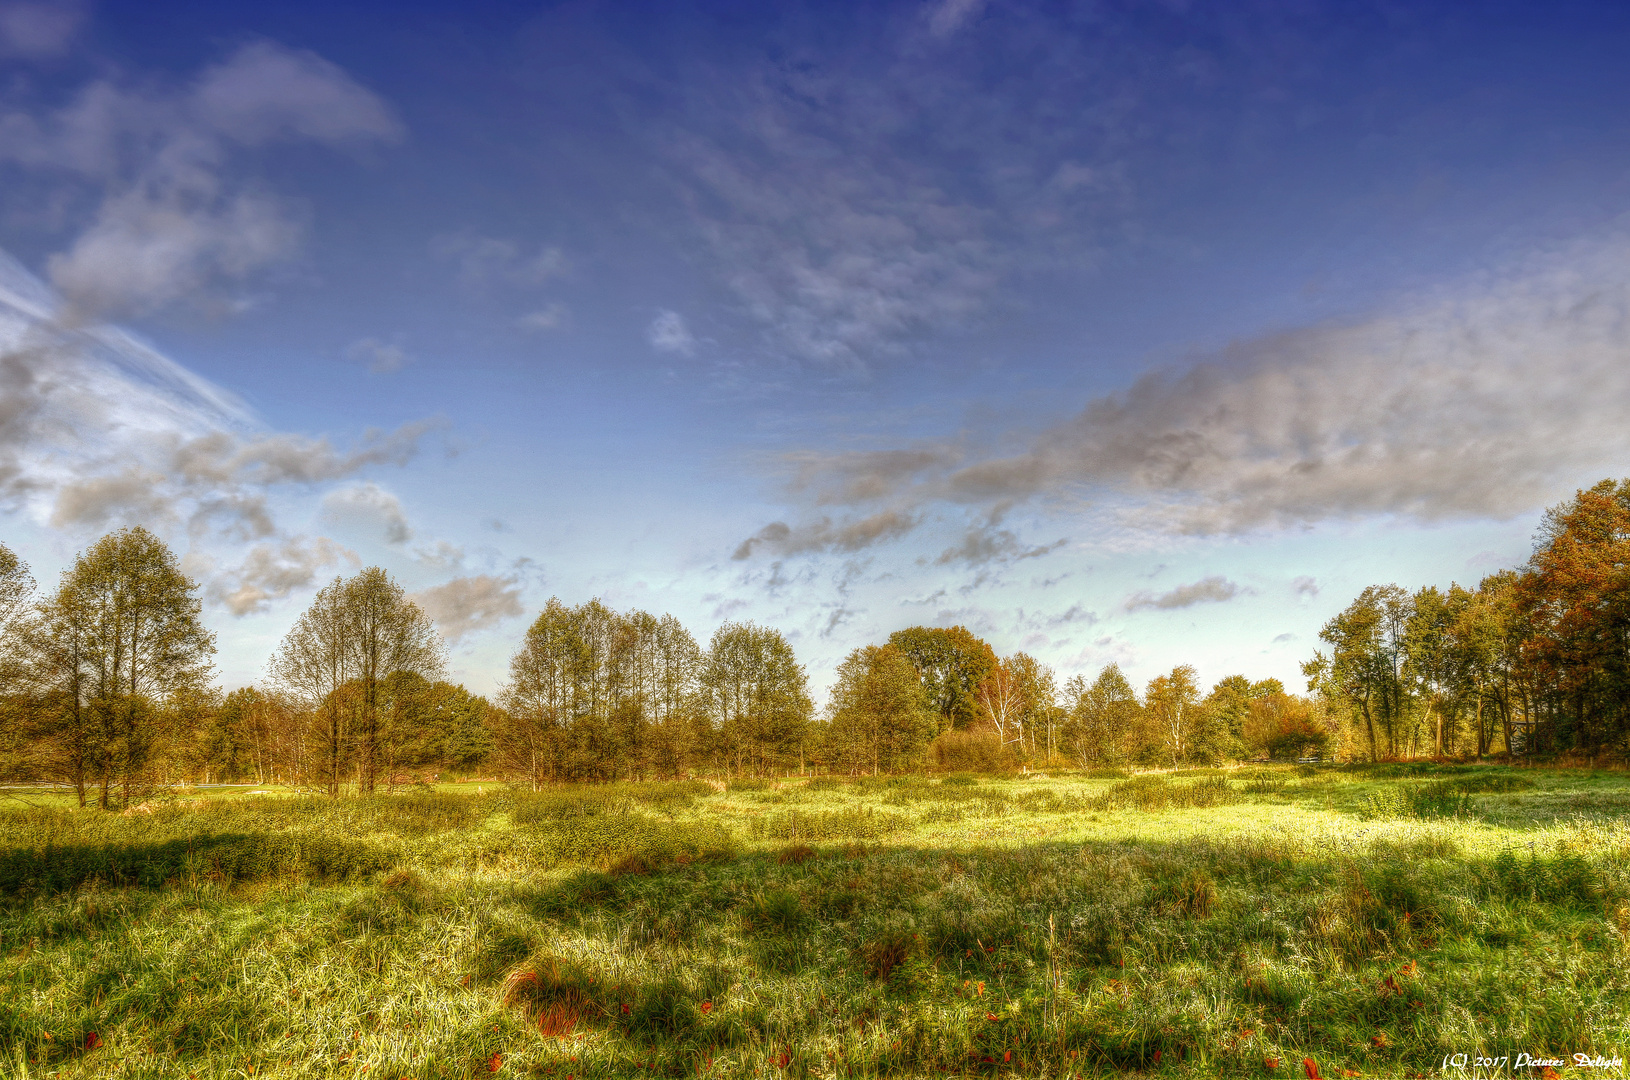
0;766;1627;1077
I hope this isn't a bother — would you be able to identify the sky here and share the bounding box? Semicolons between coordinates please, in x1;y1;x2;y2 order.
4;0;1630;699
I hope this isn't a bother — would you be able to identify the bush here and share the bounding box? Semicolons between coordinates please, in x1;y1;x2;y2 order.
929;729;1014;774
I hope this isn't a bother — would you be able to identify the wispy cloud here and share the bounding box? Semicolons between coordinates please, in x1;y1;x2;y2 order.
432;233;568;289
738;233;1630;556
0;249;439;612
1;41;401;320
0;1;84;58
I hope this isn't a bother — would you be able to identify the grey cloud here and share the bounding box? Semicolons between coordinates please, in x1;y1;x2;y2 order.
1046;603;1097;628
732;510;919;560
1272;632;1296;644
414;540;465;571
190;42;403;146
1125;576;1241;612
209;535;357;616
411;574;524;644
321;482;412;545
49;191;303;320
933;526;1065;567
0;1;84;57
1292;576;1319;598
50;467;173;529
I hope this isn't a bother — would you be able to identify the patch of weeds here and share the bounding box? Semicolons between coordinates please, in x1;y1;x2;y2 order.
777;843;817;865
1150;870;1217;918
1093;774;1237;811
749;807;910;841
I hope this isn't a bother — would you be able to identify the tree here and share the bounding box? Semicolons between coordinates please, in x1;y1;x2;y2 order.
341;568;445;793
1060;664;1141;767
976;659;1025;750
700;622;812;776
0;543;34;778
271;567;443;795
1313;584;1412;761
1146;665;1201;769
886;626;996;734
35;527;214;807
824;644;936;774
497;598;585;787
271;577;355;795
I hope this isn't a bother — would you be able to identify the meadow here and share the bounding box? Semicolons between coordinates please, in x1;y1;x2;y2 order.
0;765;1627;1079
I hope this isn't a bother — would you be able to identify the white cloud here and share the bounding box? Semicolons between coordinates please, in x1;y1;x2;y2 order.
647;309;695;355
517;303;568;332
926;0;987;37
208;535;358;616
344;336;408;374
412;574;524;644
0;1;84;57
1;41;401;320
321;482;412;545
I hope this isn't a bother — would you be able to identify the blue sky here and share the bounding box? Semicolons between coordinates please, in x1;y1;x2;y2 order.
4;0;1630;698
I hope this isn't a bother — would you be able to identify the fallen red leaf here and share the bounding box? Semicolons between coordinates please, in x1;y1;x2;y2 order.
84;1032;102;1051
487;1052;502;1073
1304;1057;1321;1079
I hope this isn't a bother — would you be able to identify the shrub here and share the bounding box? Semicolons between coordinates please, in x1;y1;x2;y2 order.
929;729;1014;774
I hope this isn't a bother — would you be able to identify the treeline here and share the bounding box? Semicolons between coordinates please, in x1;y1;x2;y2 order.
1309;478;1630;760
0;527;1333;799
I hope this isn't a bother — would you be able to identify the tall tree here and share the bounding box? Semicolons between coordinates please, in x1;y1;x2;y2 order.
1146;665;1202;769
341;568;445;793
700;622;812;776
824;644;936;774
33;527;214;807
270;577;355;795
887;625;996;734
1060;664;1142;767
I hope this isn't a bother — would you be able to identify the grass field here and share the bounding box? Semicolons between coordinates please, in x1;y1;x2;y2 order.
1;764;1627;1079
